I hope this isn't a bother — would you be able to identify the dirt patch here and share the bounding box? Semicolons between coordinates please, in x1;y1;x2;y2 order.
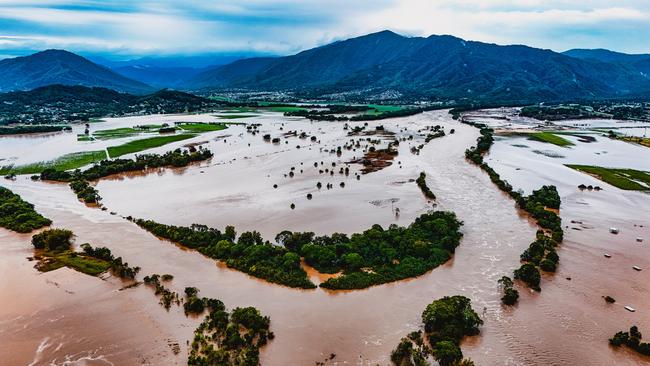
347;148;397;174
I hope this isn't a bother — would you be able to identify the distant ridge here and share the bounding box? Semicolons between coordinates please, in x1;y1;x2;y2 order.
183;30;650;102
563;49;650;78
0;50;153;94
4;32;650;103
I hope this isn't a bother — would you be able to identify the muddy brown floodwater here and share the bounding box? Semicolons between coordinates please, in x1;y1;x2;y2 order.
1;110;649;365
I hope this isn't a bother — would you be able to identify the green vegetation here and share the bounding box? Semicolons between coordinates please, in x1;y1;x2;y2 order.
283;104;440;122
528;132;574;147
176;122;228;133
0;125;69;135
143;274;181;310
513;263;541;292
135;210;462;290
36;250;112;275
416;172;436;200
268;106;307;113
189;302;273;365
93;127;147;139
140;274;274;364
391;296;481;366
498;276;519;305
79;243;141;279
521;103;648;121
0;85;220;125
0;187;51;232
0;150;107;176
463;120;564;292
619;136;650;149
32;228;74;250
135;221;316;289
610;326;650;357
566;165;650;191
216;114;258;119
31;229;140;277
41;147;213;204
366;104;405;113
107;134;196;158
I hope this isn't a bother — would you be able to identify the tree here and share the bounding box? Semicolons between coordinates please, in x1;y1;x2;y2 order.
31;229;74;251
434;341;462;366
238;231;263;246
282;252;300;269
514;263;541;291
498;276;519;305
342;253;364;271
224;225;236;242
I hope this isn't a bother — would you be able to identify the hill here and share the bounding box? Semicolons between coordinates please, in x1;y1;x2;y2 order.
0;50;153;94
0;84;218;125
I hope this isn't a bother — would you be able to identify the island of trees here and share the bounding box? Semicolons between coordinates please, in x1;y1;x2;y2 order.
416;171;436;200
140;274;274;365
32;228;140;278
610;325;650;358
135;210;463;290
390;295;482;366
0;186;52;232
189;297;273;365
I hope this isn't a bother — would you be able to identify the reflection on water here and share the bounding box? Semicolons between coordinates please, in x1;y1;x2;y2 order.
1;110;649;365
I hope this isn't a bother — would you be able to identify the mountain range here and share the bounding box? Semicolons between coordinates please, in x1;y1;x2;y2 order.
2;31;650;102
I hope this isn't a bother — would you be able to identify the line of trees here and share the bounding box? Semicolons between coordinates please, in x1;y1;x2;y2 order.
134;210;463;290
462;118;564;297
416;171;436;200
0;125;70;135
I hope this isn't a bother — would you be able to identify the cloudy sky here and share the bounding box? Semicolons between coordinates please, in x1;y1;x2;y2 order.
1;0;649;60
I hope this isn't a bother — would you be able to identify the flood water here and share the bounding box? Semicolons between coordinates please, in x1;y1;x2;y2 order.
1;110;649;365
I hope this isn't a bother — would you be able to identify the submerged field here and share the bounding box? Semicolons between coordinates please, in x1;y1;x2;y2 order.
176;122;228;133
0;150;107;175
528;132;574;146
106;134;196;158
566;164;650;191
2;109;650;366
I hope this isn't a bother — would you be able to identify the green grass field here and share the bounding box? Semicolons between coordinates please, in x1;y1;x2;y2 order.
566;165;650;191
107;134;195;158
93;127;148;139
528;132;574;147
0;150;107;175
216;114;258;119
38;251;111;276
176;123;228;133
268;106;307;113
620;136;650;149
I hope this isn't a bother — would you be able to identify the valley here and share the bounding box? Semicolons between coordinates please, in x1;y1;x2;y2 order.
2;10;650;364
1;108;649;365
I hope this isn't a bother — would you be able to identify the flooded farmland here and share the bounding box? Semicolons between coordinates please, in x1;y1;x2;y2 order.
2;109;650;365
